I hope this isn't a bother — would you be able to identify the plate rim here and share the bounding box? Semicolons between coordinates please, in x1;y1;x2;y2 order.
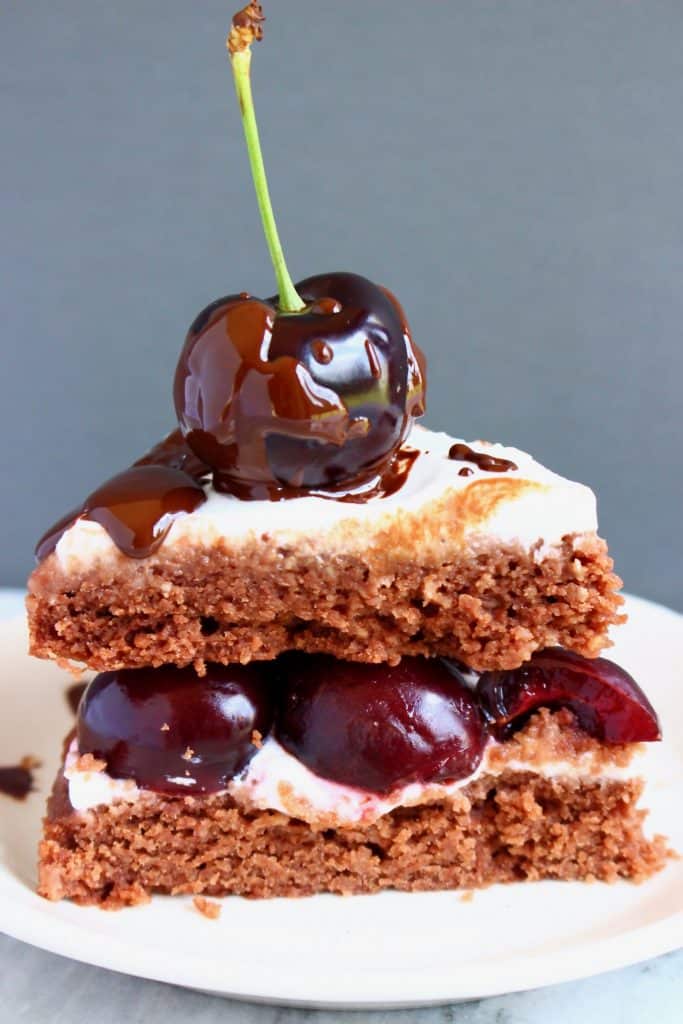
1;890;682;1007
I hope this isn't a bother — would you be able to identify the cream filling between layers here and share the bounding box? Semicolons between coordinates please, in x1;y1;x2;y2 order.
54;425;598;571
62;734;656;829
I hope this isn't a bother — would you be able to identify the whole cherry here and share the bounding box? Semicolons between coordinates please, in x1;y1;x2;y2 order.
276;654;487;794
174;4;425;499
174;273;425;497
78;662;275;794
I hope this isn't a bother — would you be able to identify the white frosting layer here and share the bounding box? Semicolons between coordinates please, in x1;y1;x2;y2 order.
62;734;651;828
54;425;598;572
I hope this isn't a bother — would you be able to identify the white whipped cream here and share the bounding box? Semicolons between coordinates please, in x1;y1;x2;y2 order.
62;734;650;827
54;425;598;572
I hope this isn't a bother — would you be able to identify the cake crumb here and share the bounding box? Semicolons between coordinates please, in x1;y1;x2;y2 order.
459;889;474;903
193;896;221;920
251;729;263;749
56;657;88;679
182;747;195;761
160;723;170;732
75;753;106;773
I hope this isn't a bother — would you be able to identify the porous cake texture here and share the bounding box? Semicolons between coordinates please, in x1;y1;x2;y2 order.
38;712;669;906
27;532;622;673
27;427;623;673
39;768;667;907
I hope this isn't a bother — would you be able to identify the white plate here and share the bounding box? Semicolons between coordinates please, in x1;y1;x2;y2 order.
0;589;681;1008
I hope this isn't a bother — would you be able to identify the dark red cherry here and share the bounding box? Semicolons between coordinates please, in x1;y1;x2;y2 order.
477;648;661;743
173;272;426;498
77;663;274;794
275;655;486;794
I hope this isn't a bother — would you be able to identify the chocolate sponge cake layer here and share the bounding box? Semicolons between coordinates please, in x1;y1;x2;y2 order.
39;768;666;908
27;532;622;673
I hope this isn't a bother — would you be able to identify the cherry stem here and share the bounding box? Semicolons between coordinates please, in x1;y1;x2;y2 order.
229;45;304;313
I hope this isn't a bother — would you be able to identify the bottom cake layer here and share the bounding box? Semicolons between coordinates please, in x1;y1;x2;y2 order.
39;767;668;908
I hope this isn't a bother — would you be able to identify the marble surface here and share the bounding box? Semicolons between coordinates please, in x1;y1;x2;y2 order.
1;935;681;1023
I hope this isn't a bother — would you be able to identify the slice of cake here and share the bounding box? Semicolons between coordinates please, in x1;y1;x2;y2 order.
38;653;668;906
31;2;671;909
27;426;622;673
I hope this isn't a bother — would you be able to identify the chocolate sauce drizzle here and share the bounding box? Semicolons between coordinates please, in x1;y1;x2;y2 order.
174;272;427;501
449;443;518;474
35;430;208;563
0;758;38;800
35;427;423;562
320;446;420;504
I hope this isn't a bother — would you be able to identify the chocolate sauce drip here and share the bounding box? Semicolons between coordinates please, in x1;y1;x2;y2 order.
85;465;205;558
448;443;518;474
35;506;83;562
458;466;473;477
174;272;427;498
34;428;420;557
378;285;426;418
364;338;382;380
213;446;421;503
334;446;420;503
0;758;37;800
310;297;342;316
177;292;368;496
34;432;207;563
311;339;333;365
66;682;88;716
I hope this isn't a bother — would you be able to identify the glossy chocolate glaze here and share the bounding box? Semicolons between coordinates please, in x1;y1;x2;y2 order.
331;446;420;504
34;428;419;562
35;505;84;563
448;442;518;474
174;272;426;498
34;431;207;563
84;465;205;558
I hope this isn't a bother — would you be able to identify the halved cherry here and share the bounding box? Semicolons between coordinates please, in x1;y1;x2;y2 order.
477;648;660;743
276;654;487;794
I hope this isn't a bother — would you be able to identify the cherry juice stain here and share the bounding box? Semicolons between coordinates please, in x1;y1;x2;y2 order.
0;757;39;800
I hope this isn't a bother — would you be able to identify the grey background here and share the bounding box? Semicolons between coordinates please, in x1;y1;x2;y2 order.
1;0;682;609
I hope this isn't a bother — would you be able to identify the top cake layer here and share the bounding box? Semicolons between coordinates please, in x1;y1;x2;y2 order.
27;425;622;672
